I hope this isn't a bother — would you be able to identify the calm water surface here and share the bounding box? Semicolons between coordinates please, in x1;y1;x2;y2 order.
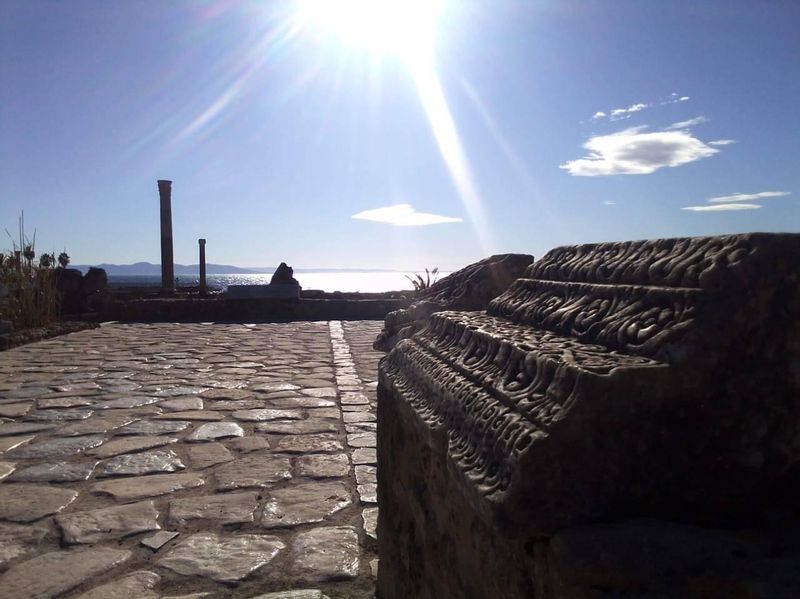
109;271;450;293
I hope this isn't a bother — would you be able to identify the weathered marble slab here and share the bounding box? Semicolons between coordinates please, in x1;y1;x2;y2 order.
56;501;160;543
158;532;285;582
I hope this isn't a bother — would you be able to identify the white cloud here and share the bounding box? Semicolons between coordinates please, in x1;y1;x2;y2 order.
351;204;463;226
603;201;616;206
610;103;648;119
665;116;707;130
709;139;736;146
591;111;607;120
682;204;762;212
679;96;690;102
707;191;791;203
560;127;719;176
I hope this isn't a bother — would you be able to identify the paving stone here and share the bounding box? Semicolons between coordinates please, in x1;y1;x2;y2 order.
339;393;370;405
292;378;335;388
0;484;79;522
358;484;377;504
141;530;179;550
23;408;94;421
262;481;351;528
168;491;259;525
58;415;139;436
267;397;337;409
0;461;14;481
0;522;54;567
187;442;235;469
186;422;244;442
0;403;32;417
0;435;34;453
346;432;376;448
352;447;377;465
227;436;270;453
10;435;104;459
362;507;378;540
73;570;160;599
256;420;338;435
9;460;98;483
345;422;376;434
56;501;160;544
354;465;377;486
158;532;285;583
37;397;94;409
250;382;300;393
205;399;265;411
200;388;254;400
87;436;177;458
232;408;305;422
214;454;292;489
0;422;55;436
154;410;224;421
341;411;376;424
291;526;360;581
295;453;350;478
156;386;210;397
159;397;204;411
304;408;340;419
0;547;131;599
250;591;330;599
116;420;191;435
300;387;337;399
98;449;185;477
97;397;160;411
0;387;51;400
92;472;205;501
273;434;344;454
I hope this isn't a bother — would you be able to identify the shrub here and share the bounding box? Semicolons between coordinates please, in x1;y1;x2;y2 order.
406;267;439;293
1;216;60;329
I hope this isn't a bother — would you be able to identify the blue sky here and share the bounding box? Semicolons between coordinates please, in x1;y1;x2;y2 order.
1;0;797;270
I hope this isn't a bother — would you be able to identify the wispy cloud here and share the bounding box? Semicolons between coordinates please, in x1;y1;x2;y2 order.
682;204;762;212
351;204;463;226
707;191;791;203
603;201;616;206
709;139;736;146
664;93;690;104
560;127;719;176
610;103;648;119
591;93;690;121
665;116;707;130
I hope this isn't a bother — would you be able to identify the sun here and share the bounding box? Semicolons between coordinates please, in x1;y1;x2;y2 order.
296;0;446;62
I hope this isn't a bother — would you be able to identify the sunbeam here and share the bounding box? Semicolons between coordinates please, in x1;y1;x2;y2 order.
296;0;495;254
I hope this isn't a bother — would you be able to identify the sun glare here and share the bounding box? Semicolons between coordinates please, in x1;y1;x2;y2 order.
297;0;445;61
294;0;495;253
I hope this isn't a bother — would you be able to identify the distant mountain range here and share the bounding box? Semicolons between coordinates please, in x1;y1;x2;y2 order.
72;262;403;276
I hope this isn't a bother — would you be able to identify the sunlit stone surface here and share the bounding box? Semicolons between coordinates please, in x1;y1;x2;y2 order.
0;321;383;597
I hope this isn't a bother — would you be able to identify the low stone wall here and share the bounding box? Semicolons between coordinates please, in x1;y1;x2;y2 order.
377;233;800;598
0;321;100;351
108;297;411;323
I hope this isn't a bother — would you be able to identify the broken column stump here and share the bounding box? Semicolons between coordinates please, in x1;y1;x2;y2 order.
377;233;800;598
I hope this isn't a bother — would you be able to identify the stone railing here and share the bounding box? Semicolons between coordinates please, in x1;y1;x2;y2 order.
376;233;800;598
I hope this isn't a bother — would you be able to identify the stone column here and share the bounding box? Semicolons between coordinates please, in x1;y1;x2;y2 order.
198;238;207;295
158;180;175;292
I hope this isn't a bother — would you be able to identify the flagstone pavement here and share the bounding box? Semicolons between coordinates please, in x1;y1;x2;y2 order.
0;320;384;599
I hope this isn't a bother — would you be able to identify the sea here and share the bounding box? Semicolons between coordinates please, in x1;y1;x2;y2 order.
107;271;450;293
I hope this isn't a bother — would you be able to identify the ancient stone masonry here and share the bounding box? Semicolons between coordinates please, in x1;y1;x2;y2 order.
377;233;800;597
373;253;533;351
